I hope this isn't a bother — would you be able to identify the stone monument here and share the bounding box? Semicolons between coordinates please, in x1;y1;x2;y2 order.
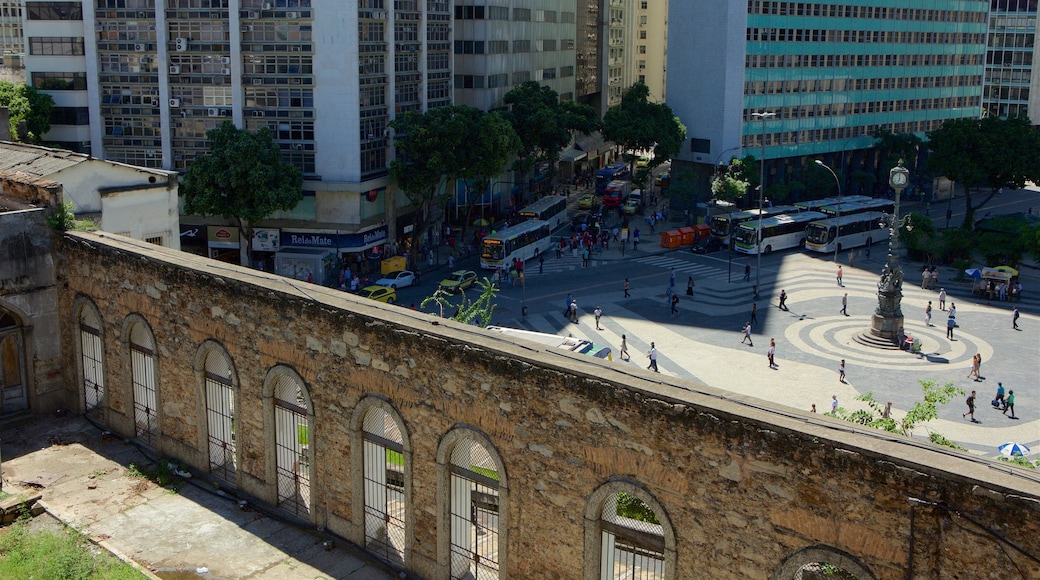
870;161;911;340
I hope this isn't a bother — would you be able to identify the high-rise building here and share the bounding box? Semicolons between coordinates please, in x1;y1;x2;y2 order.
0;0;22;61
667;0;989;201
627;0;666;103
983;0;1038;121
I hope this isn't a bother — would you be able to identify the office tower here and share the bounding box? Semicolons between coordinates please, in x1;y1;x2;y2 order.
983;0;1038;121
0;0;22;62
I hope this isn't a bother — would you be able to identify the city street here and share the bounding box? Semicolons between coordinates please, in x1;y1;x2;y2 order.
390;185;1039;458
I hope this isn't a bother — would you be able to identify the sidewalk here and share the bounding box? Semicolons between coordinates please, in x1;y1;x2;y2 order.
1;415;398;580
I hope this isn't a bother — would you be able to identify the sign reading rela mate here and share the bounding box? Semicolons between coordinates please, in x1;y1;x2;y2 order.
279;226;388;250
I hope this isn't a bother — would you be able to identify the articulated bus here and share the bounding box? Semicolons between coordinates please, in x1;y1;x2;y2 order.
732;211;827;255
709;204;801;245
519;195;568;230
818;198;894;217
595;161;629;194
793;195;871;213
480;220;554;270
804;211;889;254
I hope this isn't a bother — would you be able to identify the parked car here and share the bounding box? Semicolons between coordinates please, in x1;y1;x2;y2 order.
359;285;397;303
375;270;417;289
578;193;598;210
636;155;650;168
655;171;670;188
692;236;723;254
622;200;639;215
438;270;478;294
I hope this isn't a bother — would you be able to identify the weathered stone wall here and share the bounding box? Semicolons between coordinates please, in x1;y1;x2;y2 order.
0;170;63;209
56;231;1040;580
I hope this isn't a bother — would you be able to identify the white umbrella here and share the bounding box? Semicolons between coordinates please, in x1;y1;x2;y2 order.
998;442;1031;458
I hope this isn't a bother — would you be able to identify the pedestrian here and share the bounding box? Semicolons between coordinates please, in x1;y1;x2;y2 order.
767;338;776;368
930;268;939;290
624;278;631;298
948;302;956;319
1012;307;1020;330
925;301;932;326
750;302;758;324
1003;389;1016;418
741;321;753;346
582;248;590;267
882;402;892;419
848;248;855;267
619;334;630;361
865;245;871;260
838;359;846;383
831;395;838;414
686;276;695;297
963;390;977;422
946;313;955;340
778;289;788;311
670;293;679;316
836;265;843;286
569;300;579;324
743;263;751;282
938;287;946;310
594;306;603;330
841;293;848;316
993;382;1005;409
669;268;676;288
538;254;544;274
566;293;573;312
921;267;929;289
810;404;816;413
646;342;659;372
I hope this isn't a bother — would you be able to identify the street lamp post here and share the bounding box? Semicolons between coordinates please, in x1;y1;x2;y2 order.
869;161;913;341
751;111;774;295
814;159;841;263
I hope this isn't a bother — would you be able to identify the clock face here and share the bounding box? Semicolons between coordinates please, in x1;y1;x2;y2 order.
892;172;907;186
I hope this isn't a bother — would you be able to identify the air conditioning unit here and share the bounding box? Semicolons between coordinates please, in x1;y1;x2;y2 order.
169;98;181;107
219;109;229;117
146;150;156;157
207;108;219;117
175;37;188;51
372;10;385;19
262;2;272;9
221;56;231;64
221;67;230;75
169;65;181;74
248;11;259;19
290;77;301;84
291;46;302;52
251;110;264;117
252;78;263;85
94;23;103;32
286;11;298;18
150;99;159;107
240;25;253;32
134;43;146;51
292;144;303;150
129;65;141;73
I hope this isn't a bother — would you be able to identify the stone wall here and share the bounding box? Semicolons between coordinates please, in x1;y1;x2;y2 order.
55;230;1040;580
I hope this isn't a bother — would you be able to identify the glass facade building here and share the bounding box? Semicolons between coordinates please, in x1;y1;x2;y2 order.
983;0;1037;121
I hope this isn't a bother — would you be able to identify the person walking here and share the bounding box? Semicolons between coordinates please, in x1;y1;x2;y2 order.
938;287;946;310
925;301;933;326
930;268;939;290
831;395;838;414
670;293;680;317
993;382;1005;409
646;342;659;372
836;265;843;286
624;278;631;298
1003;389;1016;418
921;267;929;289
767;338;776;368
743;263;751;282
569;300;579;324
741;321;754;346
750;302;758;325
840;293;848;316
669;268;676;288
619;334;630;361
594;306;603;330
686;276;695;297
538;254;544;274
848;248;856;267
778;289;788;311
963;390;977;422
1012;306;1020;330
838;359;846;383
946;312;955;340
967;353;981;381
810;404;816;413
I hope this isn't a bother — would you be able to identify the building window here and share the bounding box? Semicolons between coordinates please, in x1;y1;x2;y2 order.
512;39;530;53
453;40;485;54
512;71;530;84
28;36;85;55
584;481;676;580
32;71;87;90
453;75;484;88
352;400;410;566
27;2;82;20
267;367;314;519
453;5;484;19
50;106;90;125
126;317;159;446
76;302;104;417
560;66;574;77
197;342;238;485
487;73;508;88
487;40;508;54
513;7;530;20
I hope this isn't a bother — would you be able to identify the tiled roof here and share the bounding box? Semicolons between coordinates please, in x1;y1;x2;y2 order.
0;141;89;177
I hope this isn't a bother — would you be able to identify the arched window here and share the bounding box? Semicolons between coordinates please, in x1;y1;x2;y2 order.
360;404;406;565
584;480;676;580
78;303;105;417
0;309;28;415
271;370;312;517
442;431;506;580
200;343;237;484
127;318;158;445
773;545;876;580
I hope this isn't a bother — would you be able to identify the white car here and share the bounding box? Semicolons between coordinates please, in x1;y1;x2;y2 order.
375;270;417;289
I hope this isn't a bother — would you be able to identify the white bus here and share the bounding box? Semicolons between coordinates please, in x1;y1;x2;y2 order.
732;211;827;255
818;198;894;217
519;195;568;230
793;195;871;213
480;220;554;270
709;204;802;245
804;211;889;254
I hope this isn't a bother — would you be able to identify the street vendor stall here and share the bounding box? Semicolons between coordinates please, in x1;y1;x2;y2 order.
972;267;1013;298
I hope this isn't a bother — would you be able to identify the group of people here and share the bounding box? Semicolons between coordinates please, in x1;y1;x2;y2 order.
981;279;1023;303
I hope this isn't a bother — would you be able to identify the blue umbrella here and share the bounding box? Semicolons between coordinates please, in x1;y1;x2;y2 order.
998;442;1031;458
964;268;982;279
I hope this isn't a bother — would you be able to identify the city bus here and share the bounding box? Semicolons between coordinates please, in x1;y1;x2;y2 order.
732;211;827;255
804;211;889;254
818;198;894;217
595;161;629;194
519;195;568;230
709;204;801;245
793;195;871;213
480;220;554;270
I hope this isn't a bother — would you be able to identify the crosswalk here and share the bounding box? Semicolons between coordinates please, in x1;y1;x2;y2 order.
633;255;731;282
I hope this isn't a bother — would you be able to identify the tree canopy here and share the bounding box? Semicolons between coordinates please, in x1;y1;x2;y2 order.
0;81;54;143
602;82;686;170
925;116;1040;226
181;120;303;266
502;81;599;180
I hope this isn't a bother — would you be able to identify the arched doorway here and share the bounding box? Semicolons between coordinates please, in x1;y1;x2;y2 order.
446;434;503;580
583;479;676;580
772;546;876;580
270;369;312;517
360;404;407;565
78;304;105;418
0;309;28;415
199;343;237;485
127;318;158;446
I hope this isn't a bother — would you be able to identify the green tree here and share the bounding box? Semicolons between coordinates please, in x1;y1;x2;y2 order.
925;116;1040;227
502;82;599;203
710;156;752;203
421;277;498;327
181;120;303;267
0;81;54;143
602;82;686;173
872;129;923;177
455;110;522;243
831;380;964;448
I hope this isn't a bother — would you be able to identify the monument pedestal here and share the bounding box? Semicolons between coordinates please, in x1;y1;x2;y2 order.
870;313;903;339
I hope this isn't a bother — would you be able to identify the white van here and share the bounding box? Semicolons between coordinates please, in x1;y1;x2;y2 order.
628;189;643;208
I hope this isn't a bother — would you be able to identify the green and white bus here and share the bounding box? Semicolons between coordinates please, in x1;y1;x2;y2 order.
732;211;827;255
804;211;889;254
480;220;553;270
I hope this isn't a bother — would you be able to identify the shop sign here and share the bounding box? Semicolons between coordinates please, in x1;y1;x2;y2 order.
207;225;240;249
252;228;280;252
179;224;206;247
281;231;338;248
